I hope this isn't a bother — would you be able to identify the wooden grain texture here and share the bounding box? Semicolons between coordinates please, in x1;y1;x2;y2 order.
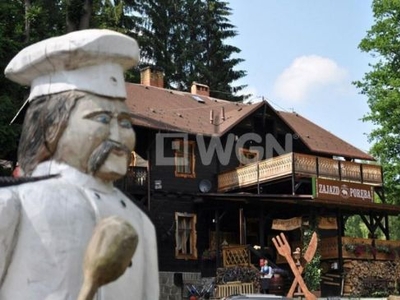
77;216;139;300
272;233;316;300
287;232;318;297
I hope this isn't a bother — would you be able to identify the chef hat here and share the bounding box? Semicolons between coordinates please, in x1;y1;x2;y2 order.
5;29;139;102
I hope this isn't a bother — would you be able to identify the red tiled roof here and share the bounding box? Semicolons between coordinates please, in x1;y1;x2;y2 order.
277;111;375;161
125;83;263;136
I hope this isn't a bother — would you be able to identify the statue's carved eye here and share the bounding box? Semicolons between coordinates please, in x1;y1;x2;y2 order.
119;118;132;129
94;113;111;124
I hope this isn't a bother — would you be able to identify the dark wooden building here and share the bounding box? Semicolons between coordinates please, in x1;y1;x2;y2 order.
116;67;400;298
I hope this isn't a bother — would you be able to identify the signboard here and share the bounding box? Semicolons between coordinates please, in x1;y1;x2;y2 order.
272;217;302;231
318;217;338;230
312;178;374;202
271;216;338;231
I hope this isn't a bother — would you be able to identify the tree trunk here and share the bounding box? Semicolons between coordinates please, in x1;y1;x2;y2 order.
24;0;31;42
66;0;92;32
79;0;92;30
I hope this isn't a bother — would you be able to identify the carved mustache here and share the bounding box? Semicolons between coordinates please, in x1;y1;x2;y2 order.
88;140;131;174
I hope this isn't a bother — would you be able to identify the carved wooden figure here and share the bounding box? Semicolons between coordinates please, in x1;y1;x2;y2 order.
0;29;159;300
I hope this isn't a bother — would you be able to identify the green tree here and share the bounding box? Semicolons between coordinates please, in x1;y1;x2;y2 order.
0;0;69;161
66;0;92;32
24;0;65;42
92;0;142;35
138;0;247;100
138;0;188;89
344;215;369;238
354;0;400;239
302;217;321;291
0;0;143;161
198;0;247;101
0;0;248;161
0;1;26;161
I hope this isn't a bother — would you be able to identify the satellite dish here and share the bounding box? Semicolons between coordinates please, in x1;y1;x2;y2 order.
199;179;212;193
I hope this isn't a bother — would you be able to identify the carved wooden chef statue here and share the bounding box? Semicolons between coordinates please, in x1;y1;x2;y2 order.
0;29;159;299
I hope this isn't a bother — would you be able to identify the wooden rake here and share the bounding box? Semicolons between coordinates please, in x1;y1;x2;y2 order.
272;233;316;300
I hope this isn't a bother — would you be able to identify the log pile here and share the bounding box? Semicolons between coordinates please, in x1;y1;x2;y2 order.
343;260;400;296
215;266;261;291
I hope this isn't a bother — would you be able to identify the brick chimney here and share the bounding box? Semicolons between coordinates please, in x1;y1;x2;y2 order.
140;66;164;88
191;82;210;97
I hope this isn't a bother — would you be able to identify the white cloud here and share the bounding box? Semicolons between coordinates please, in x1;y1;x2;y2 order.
273;55;348;102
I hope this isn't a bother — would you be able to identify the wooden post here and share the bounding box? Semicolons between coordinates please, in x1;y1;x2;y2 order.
259;207;265;256
215;209;221;268
239;208;245;245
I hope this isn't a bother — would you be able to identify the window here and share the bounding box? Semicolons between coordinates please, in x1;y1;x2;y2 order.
238;148;259;165
174;140;196;178
175;212;197;259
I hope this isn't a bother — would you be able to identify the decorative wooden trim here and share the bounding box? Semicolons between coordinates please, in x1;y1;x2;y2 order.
174;140;196;178
222;244;250;267
218;152;382;192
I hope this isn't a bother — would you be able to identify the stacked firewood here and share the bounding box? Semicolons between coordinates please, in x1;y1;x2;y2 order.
343;260;400;296
215;266;261;291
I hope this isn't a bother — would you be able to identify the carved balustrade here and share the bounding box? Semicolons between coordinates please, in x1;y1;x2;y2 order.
218;152;382;192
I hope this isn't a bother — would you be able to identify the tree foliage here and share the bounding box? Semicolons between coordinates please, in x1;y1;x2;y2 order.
138;0;247;100
0;1;26;161
0;0;247;160
198;0;247;101
354;0;400;238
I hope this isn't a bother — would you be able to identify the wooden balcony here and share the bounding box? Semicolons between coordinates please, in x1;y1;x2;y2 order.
218;152;383;192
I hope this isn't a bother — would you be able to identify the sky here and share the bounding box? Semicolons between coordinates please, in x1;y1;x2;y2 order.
227;0;375;154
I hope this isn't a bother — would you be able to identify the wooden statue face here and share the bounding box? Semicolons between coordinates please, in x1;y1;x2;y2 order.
53;93;135;181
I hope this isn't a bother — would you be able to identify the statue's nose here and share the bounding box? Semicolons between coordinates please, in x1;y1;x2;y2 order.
109;119;121;142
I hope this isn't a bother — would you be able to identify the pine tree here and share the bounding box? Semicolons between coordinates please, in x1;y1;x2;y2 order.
137;0;248;100
198;0;247;101
138;0;187;89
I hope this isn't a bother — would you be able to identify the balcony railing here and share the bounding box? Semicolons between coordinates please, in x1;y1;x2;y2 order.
114;166;148;193
218;152;382;192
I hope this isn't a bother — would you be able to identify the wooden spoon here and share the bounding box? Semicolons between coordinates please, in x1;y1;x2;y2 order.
77;216;139;300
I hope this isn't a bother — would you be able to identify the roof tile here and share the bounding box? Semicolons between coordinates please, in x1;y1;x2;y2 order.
125;83;374;161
